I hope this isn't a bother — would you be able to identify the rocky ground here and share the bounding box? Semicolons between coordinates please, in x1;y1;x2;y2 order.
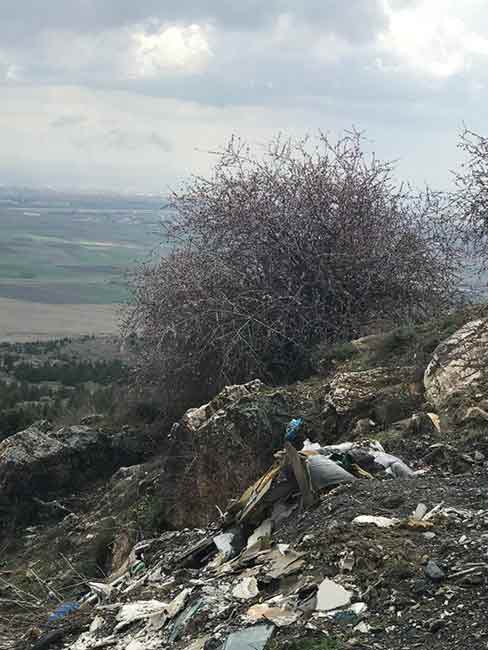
2;308;488;650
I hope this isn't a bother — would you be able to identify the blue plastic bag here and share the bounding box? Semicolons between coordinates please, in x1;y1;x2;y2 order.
47;602;80;624
285;417;304;441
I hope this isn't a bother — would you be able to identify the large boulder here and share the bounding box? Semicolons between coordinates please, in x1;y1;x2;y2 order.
165;380;295;527
322;366;422;437
424;318;488;409
0;423;152;528
174;379;291;459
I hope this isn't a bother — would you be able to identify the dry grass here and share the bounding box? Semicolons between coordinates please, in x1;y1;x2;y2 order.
0;298;122;342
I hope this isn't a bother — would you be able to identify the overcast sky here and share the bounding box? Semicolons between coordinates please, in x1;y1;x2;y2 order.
1;1;488;193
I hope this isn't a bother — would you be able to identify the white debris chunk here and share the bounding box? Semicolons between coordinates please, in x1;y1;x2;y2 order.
412;503;428;520
114;600;168;632
247;519;273;548
315;579;352;611
352;515;400;528
232;576;259;600
245;603;299;627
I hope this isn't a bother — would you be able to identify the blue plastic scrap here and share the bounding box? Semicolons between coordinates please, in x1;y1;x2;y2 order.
47;602;80;624
285;417;304;442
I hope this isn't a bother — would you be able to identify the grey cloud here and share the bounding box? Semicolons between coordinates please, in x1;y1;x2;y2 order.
4;0;477;116
147;132;173;151
0;1;387;42
1;0;483;132
0;1;486;194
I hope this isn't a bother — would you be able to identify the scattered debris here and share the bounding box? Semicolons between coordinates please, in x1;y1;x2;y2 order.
266;548;307;580
412;503;428;520
315;578;352;611
354;621;371;633
247;518;273;548
47;601;80;624
245;603;299;627
88;582;113;601
222;624;274;650
8;342;488;650
339;551;355;573
169;598;205;643
285;417;304;442
352;515;400;528
232;577;259;601
115;600;167;632
214;529;242;560
306;454;357;490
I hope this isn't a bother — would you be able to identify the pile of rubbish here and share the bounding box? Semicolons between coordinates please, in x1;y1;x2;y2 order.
7;314;488;650
22;421;433;650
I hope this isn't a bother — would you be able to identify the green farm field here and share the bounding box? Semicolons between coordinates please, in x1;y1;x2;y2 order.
0;188;165;340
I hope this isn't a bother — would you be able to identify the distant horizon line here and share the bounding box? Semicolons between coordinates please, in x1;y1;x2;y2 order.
0;183;171;200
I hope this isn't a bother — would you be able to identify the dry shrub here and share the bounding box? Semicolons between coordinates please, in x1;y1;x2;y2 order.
455;128;488;269
125;130;462;415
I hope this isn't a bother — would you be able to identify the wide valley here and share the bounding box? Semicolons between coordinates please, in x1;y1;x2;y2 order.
0;187;165;342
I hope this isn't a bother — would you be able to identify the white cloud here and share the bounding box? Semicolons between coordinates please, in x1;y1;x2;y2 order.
0;22;213;84
2;2;488;192
379;0;488;78
131;23;212;77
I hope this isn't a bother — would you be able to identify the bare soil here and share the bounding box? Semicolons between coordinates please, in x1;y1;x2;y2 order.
0;298;121;342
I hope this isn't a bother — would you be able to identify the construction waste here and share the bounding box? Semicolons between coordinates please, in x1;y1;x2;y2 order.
8;313;488;650
22;431;443;650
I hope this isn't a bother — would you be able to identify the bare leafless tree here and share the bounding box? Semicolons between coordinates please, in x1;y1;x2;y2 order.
124;131;463;413
455;128;488;267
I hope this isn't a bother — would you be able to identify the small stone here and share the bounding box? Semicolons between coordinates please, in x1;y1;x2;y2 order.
423;532;436;540
354;621;371;634
412;579;429;595
474;450;485;462
425;560;445;582
429;618;446;633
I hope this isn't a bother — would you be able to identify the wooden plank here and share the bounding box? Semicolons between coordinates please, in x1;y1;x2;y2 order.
285;442;317;508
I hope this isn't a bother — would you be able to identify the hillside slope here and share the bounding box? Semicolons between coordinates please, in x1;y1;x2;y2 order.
3;307;488;650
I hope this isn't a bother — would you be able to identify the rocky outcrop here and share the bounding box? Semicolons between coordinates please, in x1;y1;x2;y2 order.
180;379;264;433
174;379;294;453
165;380;296;527
322;366;422;436
424;318;488;408
7;314;488;649
0;422;155;527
